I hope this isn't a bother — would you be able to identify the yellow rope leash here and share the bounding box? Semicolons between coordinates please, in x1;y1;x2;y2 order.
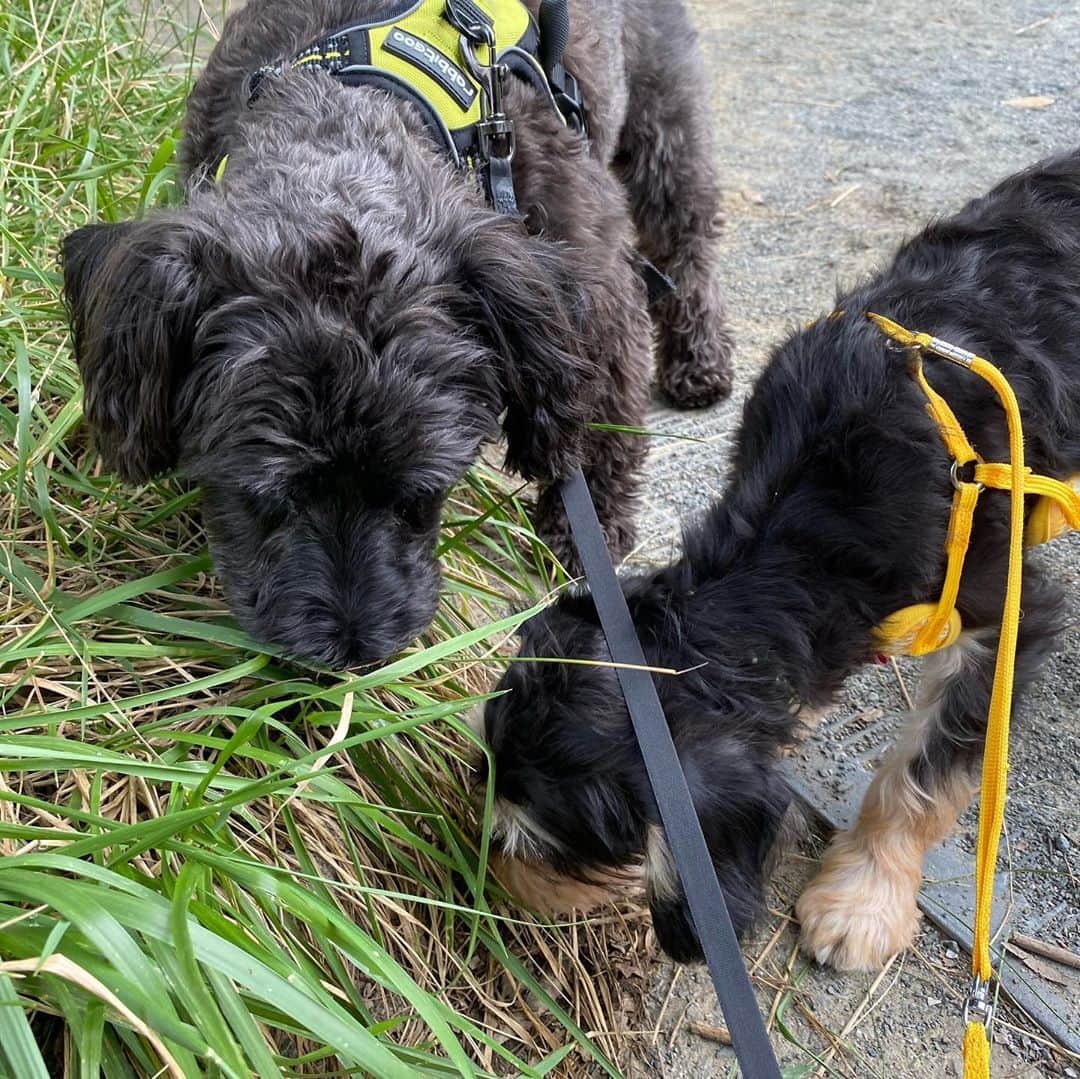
864;312;1080;1079
963;351;1025;1079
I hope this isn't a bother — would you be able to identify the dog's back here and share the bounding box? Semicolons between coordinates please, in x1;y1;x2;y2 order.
735;149;1080;505
859;148;1080;474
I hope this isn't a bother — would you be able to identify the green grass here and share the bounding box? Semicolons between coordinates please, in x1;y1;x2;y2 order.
0;2;633;1074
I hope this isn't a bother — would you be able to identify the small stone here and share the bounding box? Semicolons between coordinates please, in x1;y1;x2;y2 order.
1063;1067;1077;1078
927;996;942;1007
1053;834;1071;853
1001;94;1055;109
944;944;960;961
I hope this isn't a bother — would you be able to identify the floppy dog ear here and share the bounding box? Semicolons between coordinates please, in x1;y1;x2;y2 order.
460;224;598;481
62;217;208;483
646;751;789;963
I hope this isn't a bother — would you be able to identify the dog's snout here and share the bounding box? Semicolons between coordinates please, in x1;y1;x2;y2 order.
212;508;445;668
272;589;437;669
325;615;416;669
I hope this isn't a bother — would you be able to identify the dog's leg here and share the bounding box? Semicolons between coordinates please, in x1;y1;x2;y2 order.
500;85;655;567
795;645;983;972
797;563;1064;970
615;10;734;409
533;293;652;566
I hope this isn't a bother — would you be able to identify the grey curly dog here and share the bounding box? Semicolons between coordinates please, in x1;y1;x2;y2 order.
62;0;734;667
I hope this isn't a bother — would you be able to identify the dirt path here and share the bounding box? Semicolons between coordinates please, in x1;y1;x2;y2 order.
636;3;1079;1076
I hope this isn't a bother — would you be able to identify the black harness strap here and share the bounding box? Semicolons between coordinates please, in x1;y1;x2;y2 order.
537;0;584;133
560;467;782;1079
485;152;520;215
537;0;569;73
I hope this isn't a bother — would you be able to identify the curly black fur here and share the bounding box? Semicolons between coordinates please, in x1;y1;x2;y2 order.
61;0;734;668
484;150;1080;962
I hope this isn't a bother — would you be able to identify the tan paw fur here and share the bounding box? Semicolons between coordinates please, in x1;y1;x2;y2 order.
796;829;921;971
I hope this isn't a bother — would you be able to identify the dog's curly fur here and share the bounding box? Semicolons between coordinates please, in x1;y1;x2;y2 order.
61;0;734;667
483;151;1080;968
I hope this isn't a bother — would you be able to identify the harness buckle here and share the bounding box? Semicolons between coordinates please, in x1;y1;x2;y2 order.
950;459;984;493
445;0;494;45
547;62;586;134
962;975;994;1032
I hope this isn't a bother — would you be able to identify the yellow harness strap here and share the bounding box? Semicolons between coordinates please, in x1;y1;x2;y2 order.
864;312;1080;1079
869;313;1080;658
978;464;1080;544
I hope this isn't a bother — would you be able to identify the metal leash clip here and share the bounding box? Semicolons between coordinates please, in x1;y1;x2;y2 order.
458;26;517;213
963;975;995;1032
884;335;918;357
459;28;514;160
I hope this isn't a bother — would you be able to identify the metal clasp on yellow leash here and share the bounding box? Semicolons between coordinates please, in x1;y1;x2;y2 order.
962;975;994;1076
963;975;994;1031
861;312;1080;1079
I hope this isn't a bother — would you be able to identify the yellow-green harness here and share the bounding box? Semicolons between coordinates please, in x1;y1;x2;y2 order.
247;0;583;211
239;0;677;296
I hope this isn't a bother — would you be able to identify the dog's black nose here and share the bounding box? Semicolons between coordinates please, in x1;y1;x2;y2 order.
328;622;414;669
265;589;438;671
284;614;415;669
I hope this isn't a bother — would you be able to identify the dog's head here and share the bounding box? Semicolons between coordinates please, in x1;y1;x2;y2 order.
62;189;594;667
482;584;796;962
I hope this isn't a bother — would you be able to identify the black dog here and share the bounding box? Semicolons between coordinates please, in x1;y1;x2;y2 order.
483;151;1080;969
62;0;733;668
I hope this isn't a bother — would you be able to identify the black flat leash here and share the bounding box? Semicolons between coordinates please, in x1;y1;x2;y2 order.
560;467;782;1079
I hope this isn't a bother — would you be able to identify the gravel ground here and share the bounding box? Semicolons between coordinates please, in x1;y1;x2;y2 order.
632;2;1080;1076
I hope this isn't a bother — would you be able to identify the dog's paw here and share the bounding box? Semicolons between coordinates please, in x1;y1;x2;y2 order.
795;830;921;971
657;325;734;410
